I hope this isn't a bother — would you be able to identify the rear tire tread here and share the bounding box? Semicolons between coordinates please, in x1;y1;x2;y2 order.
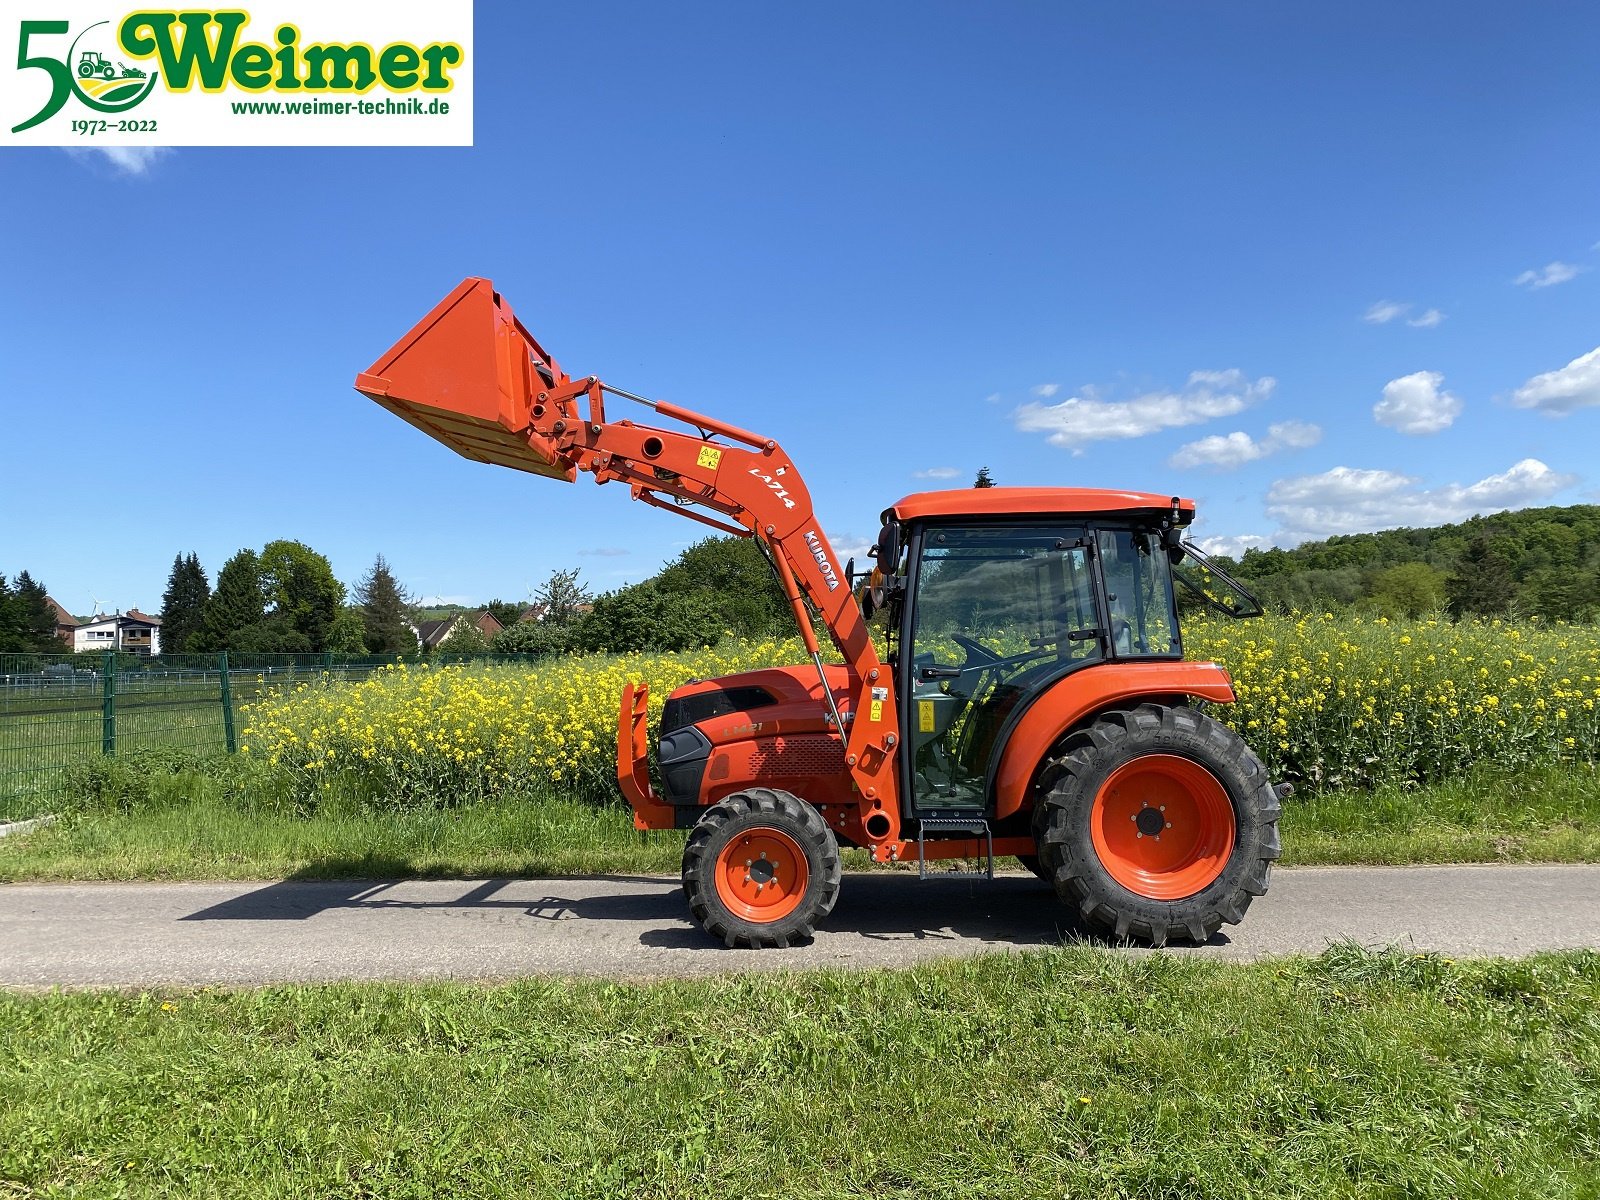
1033;703;1281;946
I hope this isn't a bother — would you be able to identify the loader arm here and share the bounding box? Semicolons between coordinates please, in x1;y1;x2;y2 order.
355;278;903;834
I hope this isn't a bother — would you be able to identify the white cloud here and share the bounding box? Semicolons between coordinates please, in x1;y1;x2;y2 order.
1014;369;1276;453
1195;534;1270;559
1372;370;1462;435
1168;420;1322;470
1031;383;1061;398
1510;345;1600;415
1514;261;1583;289
65;146;173;176
1364;300;1409;324
983;393;1002;405
913;467;961;479
1266;458;1575;541
1364;301;1445;328
828;532;874;564
577;547;630;557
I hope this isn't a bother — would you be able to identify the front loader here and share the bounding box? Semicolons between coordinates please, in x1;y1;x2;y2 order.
357;278;1285;948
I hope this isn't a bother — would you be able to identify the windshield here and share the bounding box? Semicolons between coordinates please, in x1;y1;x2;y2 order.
906;525;1101;809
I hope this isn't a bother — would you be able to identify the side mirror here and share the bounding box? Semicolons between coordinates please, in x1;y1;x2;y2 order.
875;520;901;568
1161;524;1186;564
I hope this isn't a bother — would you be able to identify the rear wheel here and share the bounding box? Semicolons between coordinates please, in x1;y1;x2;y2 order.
682;788;841;948
1032;703;1281;946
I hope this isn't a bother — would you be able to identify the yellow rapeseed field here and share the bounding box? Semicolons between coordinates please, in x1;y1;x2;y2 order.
241;615;1600;806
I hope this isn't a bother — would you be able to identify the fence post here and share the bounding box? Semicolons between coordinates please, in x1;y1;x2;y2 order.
101;650;116;755
219;651;237;754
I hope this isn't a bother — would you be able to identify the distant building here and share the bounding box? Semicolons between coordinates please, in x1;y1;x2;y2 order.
411;609;504;651
516;602;590;623
44;596;78;646
73;611;162;656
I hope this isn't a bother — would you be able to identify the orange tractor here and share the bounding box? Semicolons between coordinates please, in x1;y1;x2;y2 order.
357;279;1285;948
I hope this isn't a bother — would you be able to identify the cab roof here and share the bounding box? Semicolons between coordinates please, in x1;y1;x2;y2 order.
886;487;1195;525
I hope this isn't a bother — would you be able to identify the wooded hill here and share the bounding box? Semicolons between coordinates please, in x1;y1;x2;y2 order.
1217;504;1600;620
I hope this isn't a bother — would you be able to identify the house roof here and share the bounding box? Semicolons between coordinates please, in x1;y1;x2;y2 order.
125;609;162;625
414;617;458;647
45;596;79;628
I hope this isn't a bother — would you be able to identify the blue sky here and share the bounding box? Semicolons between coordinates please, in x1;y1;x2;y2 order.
4;1;1598;615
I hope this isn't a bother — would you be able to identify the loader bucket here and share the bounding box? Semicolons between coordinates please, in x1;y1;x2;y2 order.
355;277;578;481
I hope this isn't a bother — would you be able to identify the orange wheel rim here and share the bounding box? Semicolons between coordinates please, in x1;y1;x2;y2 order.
714;828;809;923
1090;754;1236;900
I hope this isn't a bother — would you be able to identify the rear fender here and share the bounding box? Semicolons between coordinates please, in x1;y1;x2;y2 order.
990;661;1236;822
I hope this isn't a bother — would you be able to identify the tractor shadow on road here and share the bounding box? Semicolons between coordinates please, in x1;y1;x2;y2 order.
178;870;1231;952
179;874;690;924
634;874;1233;951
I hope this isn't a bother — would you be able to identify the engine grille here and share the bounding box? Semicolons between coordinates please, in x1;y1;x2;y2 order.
749;736;845;777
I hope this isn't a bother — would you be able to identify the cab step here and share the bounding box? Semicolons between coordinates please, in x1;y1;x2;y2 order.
915;816;994;881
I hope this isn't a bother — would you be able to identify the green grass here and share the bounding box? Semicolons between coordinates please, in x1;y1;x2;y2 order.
1281;761;1600;864
0;791;680;881
3;945;1598;1197
2;760;1598;883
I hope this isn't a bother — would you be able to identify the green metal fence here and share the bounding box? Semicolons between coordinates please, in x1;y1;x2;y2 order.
0;651;535;822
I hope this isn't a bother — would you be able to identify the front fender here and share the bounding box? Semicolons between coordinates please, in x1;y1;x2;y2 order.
990;661;1235;822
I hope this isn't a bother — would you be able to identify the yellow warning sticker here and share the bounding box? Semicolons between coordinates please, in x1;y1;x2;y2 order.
869;699;883;723
919;699;935;732
697;445;723;469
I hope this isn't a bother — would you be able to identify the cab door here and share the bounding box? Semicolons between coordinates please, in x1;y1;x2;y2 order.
901;523;1101;815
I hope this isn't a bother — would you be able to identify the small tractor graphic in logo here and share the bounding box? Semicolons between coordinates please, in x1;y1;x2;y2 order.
77;51;146;82
68;23;157;108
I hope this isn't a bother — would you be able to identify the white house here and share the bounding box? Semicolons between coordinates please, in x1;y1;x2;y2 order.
73;611;162;656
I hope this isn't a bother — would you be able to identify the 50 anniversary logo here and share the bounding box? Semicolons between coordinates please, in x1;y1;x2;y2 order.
3;5;472;147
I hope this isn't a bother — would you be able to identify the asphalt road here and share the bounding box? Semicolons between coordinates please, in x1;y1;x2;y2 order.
2;864;1596;989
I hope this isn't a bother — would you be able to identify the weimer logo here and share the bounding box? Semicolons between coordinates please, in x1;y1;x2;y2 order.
3;4;473;147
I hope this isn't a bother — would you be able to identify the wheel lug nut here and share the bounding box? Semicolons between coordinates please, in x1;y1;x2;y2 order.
1166;822;1173;829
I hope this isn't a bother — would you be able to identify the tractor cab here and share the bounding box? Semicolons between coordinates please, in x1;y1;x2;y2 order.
870;489;1260;823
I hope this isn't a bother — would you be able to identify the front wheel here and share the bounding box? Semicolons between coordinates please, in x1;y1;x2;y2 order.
1032;703;1281;946
682;788;842;948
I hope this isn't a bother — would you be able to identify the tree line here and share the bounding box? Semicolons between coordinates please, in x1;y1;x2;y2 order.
0;571;59;653
159;543;419;655
1218;503;1600;621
